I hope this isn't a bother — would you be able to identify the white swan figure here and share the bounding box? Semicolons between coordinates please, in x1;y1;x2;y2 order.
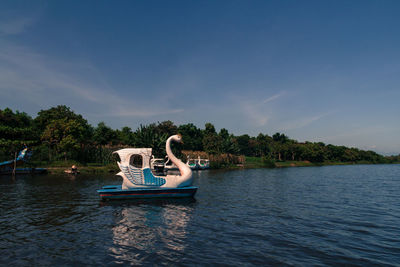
115;134;193;189
163;134;193;187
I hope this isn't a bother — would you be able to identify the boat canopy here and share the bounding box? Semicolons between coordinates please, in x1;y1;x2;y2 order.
113;148;152;169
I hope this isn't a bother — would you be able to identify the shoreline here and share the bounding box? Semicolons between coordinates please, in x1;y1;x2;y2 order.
32;160;400;175
242;157;399;169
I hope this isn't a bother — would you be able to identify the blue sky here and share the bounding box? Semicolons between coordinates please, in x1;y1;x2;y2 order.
0;1;399;155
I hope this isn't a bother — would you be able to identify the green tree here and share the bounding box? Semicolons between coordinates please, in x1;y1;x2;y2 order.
93;122;117;146
41;118;91;160
255;133;273;157
178;123;203;151
219;128;240;154
271;133;291;160
116;126;135;146
155;121;178;137
236;134;251;156
35;106;92;161
34;105;88;132
272;132;289;143
133;124;169;157
0;108;37;161
202;123;223;154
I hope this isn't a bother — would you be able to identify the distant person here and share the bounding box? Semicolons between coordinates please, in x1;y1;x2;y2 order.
71;165;78;173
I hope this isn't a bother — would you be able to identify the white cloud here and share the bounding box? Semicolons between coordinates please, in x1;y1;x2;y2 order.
241;102;269;127
263;91;286;104
278;111;336;131
238;91;286;127
111;108;185;117
0;40;184;119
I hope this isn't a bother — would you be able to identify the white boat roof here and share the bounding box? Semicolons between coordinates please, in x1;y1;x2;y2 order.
113;148;152;164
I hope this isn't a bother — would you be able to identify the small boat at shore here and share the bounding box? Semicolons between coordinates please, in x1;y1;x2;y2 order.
0;147;30;169
197;156;210;170
150;156;165;173
97;135;197;200
0;147;47;175
186;156;199;170
64;165;79;175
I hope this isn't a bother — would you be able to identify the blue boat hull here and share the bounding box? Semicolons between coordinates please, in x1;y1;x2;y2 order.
97;185;197;200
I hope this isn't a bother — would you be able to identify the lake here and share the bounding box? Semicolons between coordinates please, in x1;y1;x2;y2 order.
1;165;400;266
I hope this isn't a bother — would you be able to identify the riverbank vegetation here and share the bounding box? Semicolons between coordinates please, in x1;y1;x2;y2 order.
1;106;399;169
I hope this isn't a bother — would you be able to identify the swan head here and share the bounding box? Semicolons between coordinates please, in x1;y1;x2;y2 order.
171;134;183;143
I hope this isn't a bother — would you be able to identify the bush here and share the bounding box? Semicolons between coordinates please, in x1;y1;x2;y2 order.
262;156;276;168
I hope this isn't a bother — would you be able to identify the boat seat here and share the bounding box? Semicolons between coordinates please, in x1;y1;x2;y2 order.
119;163;166;186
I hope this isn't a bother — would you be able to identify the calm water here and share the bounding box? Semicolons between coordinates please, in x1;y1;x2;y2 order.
1;165;400;266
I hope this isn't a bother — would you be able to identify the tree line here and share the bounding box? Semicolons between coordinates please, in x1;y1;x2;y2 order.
1;105;399;166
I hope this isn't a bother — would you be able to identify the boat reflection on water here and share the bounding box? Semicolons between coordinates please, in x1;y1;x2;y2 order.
103;199;196;265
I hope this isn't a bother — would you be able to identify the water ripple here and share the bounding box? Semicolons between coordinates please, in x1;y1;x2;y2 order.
1;165;400;265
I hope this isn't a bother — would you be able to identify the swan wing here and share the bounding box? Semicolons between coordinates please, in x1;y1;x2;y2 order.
118;162;143;185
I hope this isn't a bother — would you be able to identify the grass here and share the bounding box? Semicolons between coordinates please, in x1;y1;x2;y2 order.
27;160;119;174
45;165;119;175
244;157;276;168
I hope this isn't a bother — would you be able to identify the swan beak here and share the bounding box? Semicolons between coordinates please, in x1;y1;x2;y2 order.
177;133;183;143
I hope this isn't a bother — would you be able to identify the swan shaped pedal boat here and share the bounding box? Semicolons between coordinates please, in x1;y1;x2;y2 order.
97;135;197;200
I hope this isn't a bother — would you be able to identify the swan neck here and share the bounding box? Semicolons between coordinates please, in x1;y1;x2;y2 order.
165;136;192;186
166;137;178;164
